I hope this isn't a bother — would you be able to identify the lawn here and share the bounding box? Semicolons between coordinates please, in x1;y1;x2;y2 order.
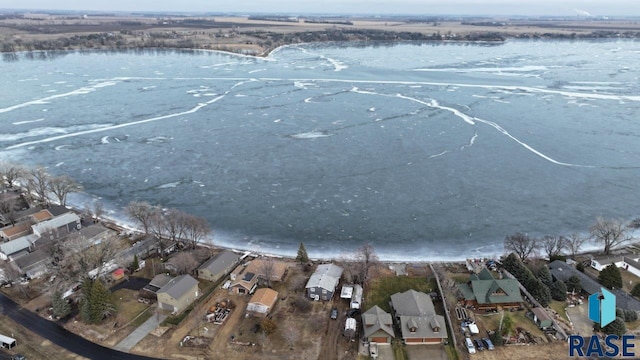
620;269;640;293
477;310;544;338
366;276;432;313
549;300;569;322
112;288;149;325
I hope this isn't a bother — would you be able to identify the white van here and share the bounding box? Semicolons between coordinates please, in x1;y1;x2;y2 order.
465;337;476;354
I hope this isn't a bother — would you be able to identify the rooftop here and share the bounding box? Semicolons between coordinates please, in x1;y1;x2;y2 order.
198;250;241;275
158;274;199;300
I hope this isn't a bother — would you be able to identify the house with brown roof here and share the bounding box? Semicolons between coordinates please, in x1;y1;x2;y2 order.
230;270;259;295
244;258;289;283
30;210;53;223
362;305;395;344
246;288;278;317
0;222;32;241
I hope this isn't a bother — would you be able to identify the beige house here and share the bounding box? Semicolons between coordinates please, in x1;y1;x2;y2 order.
197;250;241;282
157;275;200;314
244;259;289;283
230;270;259;295
246;288;278;317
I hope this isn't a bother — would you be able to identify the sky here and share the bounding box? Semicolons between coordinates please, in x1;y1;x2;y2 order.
2;0;640;17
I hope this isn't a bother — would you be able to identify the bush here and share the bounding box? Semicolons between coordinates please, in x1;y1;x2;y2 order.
294;296;312;313
632;283;640;298
599;265;623;290
550;281;568;301
566;275;582;294
576;262;585;272
624;309;638;322
260;318;277;335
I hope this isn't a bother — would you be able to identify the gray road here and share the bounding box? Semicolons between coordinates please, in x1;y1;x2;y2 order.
0;292;160;359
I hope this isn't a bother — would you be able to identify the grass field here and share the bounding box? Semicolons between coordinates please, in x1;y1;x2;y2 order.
549;300;568;322
366;276;432;313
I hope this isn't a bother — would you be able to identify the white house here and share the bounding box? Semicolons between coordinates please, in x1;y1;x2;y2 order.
591;253;640;272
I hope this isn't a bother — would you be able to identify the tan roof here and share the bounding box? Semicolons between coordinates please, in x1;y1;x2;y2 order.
249;288;278;308
245;259;289;281
31;210;53;222
0;222;32;239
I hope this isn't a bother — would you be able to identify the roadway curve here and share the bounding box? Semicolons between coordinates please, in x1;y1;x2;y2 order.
0;292;159;360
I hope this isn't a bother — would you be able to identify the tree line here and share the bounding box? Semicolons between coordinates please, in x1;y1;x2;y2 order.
504;216;635;263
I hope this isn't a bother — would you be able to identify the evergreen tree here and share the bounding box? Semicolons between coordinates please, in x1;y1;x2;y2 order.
529;278;552;307
296;242;309;265
131;254;140;272
603;317;627;337
501;313;514;336
576;262;585;272
624;310;638;322
537;266;553;287
51;289;71;318
566;275;582;294
598;265;623;290
632;283;640;298
80;278;115;324
550;280;568;301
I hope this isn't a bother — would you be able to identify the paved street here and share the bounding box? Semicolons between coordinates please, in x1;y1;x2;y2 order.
0;293;159;359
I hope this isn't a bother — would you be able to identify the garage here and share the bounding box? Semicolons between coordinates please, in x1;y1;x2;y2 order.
371;336;390;344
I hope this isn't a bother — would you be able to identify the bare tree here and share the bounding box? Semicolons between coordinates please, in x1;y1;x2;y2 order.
258;258;276;288
0;197;18;225
125;201;157;235
355;243;379;284
541;235;567;259
565;233;588;257
0;162;25;188
281;323;299;349
504;232;538;262
48;174;82;206
56;233;124;283
590;217;632;255
149;211;169;255
92;201;104;223
183;214;210;249
163;208;188;244
169;252;198;275
27;166;51;206
0;260;21;285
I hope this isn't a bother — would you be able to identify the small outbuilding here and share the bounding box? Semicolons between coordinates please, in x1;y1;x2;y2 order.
246;288;278;317
532;307;553;330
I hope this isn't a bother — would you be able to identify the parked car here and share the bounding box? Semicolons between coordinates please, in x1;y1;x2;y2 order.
330;307;338;320
465;337;476;354
474;338;485;351
11;355;26;360
482;337;495;350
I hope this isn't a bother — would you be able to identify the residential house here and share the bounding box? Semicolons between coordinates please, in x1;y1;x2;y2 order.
143;274;174;294
29;209;53;223
457;268;523;311
31;212;81;237
390;289;447;345
306;263;343;301
590;253;640;277
0;222;32;241
14;249;50;279
362;305;395;344
157;275;200;314
230;270;259;295
549;260;640;311
197;250;241;282
246;288;278;317
531;307;553;330
244;258;289;283
0;234;38;260
622;257;640;278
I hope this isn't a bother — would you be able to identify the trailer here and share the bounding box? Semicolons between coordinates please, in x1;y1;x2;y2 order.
0;334;16;349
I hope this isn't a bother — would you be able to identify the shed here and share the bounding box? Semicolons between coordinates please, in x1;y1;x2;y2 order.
532;307;553;329
246;288;278;317
112;268;125;280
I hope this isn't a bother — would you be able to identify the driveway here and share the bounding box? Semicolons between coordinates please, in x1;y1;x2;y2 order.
0;292;159;359
110;276;150;292
567;304;593;336
406;344;448;360
114;311;168;352
377;344;394;360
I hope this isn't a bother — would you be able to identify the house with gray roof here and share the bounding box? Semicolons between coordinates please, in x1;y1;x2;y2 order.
143;274;174;294
197;250;241;283
0;234;38;260
14;249;50;279
31;212;81;237
549;260;640;311
390;289;447;345
306;263;343;301
362;305;395;344
157;274;200;314
457;268;523;311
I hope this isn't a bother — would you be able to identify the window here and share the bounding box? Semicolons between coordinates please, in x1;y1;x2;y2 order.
322;289;327;294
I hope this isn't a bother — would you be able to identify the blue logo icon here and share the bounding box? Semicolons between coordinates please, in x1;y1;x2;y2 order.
589;287;616;327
